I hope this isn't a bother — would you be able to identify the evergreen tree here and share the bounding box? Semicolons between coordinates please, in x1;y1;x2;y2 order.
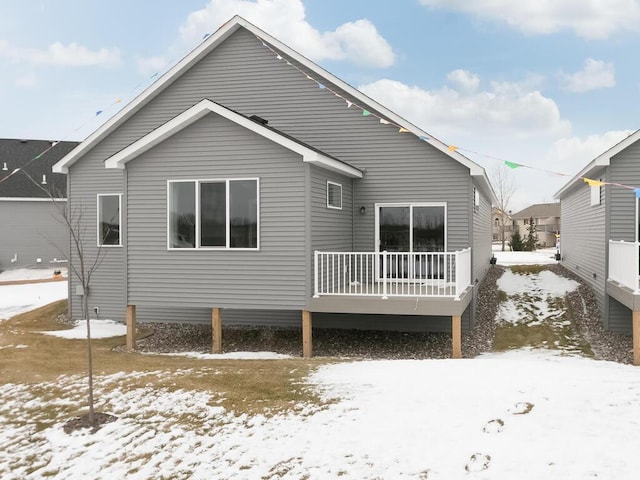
509;230;524;251
525;216;538;251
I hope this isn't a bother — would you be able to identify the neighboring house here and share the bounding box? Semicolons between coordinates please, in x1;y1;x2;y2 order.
554;130;640;365
511;203;560;247
52;16;497;357
491;207;514;243
0;139;77;271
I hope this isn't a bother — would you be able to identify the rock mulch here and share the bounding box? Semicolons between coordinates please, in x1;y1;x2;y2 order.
132;263;633;363
548;264;634;364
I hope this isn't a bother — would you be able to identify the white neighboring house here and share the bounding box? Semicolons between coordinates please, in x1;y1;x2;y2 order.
511;203;560;248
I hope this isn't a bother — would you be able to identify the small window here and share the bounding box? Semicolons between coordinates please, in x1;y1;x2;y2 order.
590;179;602;206
97;194;122;246
473;187;480;212
327;181;342;210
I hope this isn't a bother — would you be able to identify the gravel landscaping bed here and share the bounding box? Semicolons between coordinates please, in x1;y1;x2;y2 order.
133;263;634;363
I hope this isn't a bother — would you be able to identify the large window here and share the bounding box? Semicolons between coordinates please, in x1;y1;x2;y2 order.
168;179;258;249
97;194;121;246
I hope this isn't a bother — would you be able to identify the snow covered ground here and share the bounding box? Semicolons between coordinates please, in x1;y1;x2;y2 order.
0;281;68;321
2;263;640;479
492;245;559;265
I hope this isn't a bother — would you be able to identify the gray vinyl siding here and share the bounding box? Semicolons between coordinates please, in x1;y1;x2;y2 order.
606;140;640;332
310;166;353;252
559;177;606;326
67;158;125;322
609;141;640;241
125;112;308;310
471;182;492;326
0;200;68;270
67;26;483;325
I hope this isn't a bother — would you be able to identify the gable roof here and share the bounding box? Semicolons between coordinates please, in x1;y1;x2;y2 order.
554;129;640;199
52;16;495;200
0;139;77;198
105;99;363;178
511;202;560;219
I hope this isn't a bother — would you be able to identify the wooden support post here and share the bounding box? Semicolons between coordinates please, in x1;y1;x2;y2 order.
126;304;136;351
633;310;640;366
452;315;462;359
302;310;313;359
212;307;222;354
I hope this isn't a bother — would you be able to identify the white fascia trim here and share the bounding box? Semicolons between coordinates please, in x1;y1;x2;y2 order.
302;151;362;178
105;99;363;178
0;197;66;202
554;129;640;199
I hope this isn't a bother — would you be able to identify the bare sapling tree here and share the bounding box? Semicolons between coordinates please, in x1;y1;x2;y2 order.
490;164;517;251
23;171;109;428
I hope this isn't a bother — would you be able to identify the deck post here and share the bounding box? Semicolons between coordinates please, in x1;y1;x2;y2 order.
633;310;640;366
452;315;462;359
126;304;136;351
212;307;222;354
302;310;312;358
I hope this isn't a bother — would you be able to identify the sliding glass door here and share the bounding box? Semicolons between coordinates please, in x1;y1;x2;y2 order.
376;204;446;280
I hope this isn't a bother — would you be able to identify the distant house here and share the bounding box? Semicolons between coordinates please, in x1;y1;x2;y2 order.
491;207;514;243
511;203;560;247
52;16;497;358
0;139;77;270
554;130;640;365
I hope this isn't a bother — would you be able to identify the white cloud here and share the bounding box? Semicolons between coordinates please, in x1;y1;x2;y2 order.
558;58;615;93
0;40;121;67
447;69;479;93
544;130;635;177
14;73;38;88
177;0;395;67
359;75;570;140
135;55;168;75
419;0;640;39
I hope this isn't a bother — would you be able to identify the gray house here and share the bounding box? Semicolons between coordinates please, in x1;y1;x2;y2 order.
53;16;496;357
554;130;640;365
0;139;77;271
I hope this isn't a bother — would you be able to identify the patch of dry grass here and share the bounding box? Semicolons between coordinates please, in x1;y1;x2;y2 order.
0;300;331;418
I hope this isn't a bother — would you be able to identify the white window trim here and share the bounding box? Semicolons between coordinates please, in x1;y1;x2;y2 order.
96;193;122;247
473;187;480;212
590;179;602;206
166;178;260;251
374;202;448;254
326;181;343;210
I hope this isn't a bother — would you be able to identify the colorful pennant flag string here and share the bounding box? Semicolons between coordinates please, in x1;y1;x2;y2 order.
583;178;606;188
252;32;640;197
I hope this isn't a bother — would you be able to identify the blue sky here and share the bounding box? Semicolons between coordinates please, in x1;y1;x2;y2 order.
1;0;639;210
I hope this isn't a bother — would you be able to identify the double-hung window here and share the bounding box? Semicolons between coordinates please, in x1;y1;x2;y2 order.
168;178;259;249
97;194;122;246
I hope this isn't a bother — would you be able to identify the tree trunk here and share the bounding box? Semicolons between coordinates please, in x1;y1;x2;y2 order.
82;290;95;427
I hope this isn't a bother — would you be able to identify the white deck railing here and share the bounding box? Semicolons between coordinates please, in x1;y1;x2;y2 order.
314;249;472;300
608;240;640;293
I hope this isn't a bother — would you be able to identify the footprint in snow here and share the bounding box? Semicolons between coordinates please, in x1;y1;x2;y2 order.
465;453;491;473
482;418;504;434
509;402;534;415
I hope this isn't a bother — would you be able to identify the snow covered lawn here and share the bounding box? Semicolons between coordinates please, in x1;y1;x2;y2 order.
2;264;640;479
2;352;640;479
0;281;67;321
